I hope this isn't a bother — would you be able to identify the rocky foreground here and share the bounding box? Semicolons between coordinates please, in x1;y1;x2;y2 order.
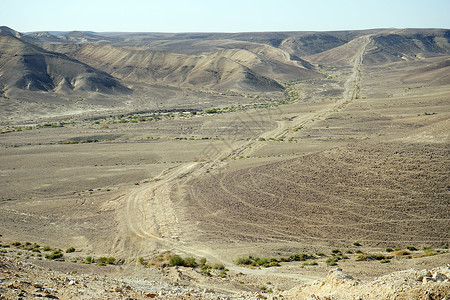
1;255;449;299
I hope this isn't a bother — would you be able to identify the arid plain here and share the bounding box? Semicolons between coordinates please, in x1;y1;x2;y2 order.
0;27;449;299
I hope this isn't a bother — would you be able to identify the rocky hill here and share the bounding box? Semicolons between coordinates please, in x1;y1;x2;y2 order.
0;34;129;95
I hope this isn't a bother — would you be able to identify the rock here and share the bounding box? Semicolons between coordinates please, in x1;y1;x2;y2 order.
68;280;75;286
432;272;448;282
422;277;435;283
33;282;44;288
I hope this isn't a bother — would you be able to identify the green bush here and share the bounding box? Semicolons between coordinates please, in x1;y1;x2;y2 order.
97;257;108;265
86;256;93;263
205;108;218;114
45;251;64;260
168;255;185;266
289;253;311;261
97;256;115;266
254;257;269;266
326;257;338;266
218;269;228;278
424;248;437;256
184;257;197;268
107;257;116;264
407;246;418;251
66;247;75;253
356;253;388;261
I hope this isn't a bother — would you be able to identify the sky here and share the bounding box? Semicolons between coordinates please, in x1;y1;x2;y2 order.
1;0;449;33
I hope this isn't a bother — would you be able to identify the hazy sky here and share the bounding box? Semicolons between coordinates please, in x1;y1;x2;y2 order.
2;0;449;33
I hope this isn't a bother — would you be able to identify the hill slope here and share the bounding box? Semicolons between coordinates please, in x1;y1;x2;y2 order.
0;34;129;95
308;29;450;65
45;43;319;92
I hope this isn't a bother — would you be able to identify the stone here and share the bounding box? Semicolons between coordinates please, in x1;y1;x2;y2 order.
33;282;44;288
432;272;448;282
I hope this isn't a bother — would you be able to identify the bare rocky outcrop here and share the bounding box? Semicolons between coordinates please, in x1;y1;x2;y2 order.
283;266;450;300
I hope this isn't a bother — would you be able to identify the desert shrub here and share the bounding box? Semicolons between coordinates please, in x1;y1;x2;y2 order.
380;259;391;263
24;243;40;252
97;256;115;266
168;255;185;266
254;257;269;266
205;108;218;114
302;262;318;266
353;242;362;247
269;261;280;267
289;253;311;261
326;257;338;266
66;247;75;253
234;256;253;265
218;269;228;278
86;256;93;263
12;242;21;247
386;248;394;252
160;252;172;261
201;268;211;276
107;257;116;264
138;257;145;265
45;251;64;260
97;257;108;265
199;257;207;266
356;253;387;261
423;248;437;256
331;249;341;255
212;262;225;270
407;246;418;251
183;257;197;268
393;250;411;257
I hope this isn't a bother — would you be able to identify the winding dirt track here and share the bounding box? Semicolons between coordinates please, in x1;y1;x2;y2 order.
112;34;372;271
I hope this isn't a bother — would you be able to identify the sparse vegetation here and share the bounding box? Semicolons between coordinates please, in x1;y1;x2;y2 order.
355;253;390;261
45;250;64;261
97;256;116;266
326;257;339;266
168;255;185;266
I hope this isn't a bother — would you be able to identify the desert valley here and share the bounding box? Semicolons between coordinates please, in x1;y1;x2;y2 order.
0;26;449;299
